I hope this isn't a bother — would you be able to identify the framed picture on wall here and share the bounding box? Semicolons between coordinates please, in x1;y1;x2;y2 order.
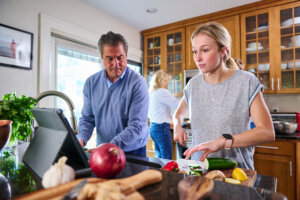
0;24;33;70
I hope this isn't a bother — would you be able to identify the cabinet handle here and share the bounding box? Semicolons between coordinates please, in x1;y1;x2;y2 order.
271;78;274;90
277;78;280;91
255;145;279;150
290;161;293;177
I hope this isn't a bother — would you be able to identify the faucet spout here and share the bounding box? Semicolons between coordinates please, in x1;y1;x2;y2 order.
36;90;78;133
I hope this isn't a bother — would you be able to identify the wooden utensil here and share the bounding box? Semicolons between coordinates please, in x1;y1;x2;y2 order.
14;169;162;200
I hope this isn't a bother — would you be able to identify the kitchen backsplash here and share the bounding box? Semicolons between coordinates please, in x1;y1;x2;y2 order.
264;94;300;113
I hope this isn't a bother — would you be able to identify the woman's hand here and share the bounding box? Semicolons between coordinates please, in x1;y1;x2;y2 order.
172;97;188;146
173;124;187;146
184;137;225;161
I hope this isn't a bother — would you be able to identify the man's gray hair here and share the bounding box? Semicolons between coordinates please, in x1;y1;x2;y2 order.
98;31;128;57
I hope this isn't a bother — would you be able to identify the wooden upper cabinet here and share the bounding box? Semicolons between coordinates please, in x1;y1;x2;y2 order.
241;2;300;94
144;33;163;85
143;29;185;96
241;8;276;93
276;2;300;93
164;28;185;97
185;15;240;70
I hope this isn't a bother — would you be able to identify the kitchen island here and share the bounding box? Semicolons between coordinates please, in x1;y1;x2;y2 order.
0;144;287;200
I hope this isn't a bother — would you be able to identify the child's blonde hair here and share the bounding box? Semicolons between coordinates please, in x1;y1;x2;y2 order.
149;69;171;94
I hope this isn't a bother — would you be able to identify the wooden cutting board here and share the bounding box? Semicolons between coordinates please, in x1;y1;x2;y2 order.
203;168;257;187
14;169;163;200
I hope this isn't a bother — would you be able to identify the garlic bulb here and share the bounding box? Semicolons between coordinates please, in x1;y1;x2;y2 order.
42;156;76;188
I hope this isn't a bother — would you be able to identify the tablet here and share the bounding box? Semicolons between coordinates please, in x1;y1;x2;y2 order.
22;107;90;179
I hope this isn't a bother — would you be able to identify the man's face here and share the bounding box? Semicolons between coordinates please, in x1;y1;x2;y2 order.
102;43;127;83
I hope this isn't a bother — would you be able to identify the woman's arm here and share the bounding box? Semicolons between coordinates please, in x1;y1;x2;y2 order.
172;97;189;146
184;91;275;161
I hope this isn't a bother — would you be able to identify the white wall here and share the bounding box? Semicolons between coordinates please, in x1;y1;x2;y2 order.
264;94;300;113
0;0;142;98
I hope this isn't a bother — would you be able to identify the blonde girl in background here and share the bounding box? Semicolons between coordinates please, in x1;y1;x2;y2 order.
173;22;274;169
148;69;180;159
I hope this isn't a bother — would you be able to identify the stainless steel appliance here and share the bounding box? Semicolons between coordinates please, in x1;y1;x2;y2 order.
184;69;200;87
176;119;193;159
271;112;300;132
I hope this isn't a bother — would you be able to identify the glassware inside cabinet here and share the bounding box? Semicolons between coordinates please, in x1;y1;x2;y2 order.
147;36;161;85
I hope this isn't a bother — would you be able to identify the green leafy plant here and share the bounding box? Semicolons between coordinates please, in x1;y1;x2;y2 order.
0;92;36;141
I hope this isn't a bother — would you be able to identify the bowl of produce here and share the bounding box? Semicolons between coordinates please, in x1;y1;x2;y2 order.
273;121;298;135
0;120;12;152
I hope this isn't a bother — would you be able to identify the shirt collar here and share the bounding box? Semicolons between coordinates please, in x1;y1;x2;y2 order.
104;67;127;88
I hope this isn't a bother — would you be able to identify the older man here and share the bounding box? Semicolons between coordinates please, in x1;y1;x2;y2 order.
77;31;149;156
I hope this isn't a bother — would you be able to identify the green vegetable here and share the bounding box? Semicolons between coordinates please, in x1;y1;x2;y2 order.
0;92;36;142
204;158;237;170
189;170;202;176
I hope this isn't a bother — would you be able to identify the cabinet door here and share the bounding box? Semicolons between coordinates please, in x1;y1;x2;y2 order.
144;33;163;85
164;28;185;96
277;2;300;93
241;9;277;94
185;15;240;70
254;153;295;200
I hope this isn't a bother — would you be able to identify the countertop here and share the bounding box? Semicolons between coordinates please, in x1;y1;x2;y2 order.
275;131;300;140
0;144;286;200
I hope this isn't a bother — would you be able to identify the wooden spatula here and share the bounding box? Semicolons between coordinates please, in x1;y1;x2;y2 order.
14;169;162;200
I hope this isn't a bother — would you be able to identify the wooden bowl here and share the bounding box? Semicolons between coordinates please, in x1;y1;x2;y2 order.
0;120;12;152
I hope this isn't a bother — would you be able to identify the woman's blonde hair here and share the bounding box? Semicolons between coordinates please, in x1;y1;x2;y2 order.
149;69;171;93
191;21;240;70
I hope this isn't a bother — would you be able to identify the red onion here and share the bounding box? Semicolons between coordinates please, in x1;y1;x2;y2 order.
89;143;126;178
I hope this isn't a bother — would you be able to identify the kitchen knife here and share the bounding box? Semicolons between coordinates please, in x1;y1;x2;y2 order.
62;179;87;200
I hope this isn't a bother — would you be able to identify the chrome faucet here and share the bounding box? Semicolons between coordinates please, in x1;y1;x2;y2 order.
35;90;78;133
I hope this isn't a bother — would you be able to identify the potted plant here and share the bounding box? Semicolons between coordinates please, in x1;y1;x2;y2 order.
0;92;36;144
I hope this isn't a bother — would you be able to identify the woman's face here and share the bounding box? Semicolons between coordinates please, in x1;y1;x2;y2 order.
192;33;225;73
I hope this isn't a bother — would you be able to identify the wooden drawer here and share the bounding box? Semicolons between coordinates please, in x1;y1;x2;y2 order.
255;140;295;156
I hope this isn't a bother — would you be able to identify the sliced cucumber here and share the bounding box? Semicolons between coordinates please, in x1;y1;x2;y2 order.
204;158;237;170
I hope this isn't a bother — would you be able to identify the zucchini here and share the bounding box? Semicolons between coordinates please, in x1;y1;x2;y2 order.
204;158;237;170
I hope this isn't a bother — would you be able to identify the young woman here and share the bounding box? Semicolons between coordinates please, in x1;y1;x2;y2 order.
173;22;274;169
148;69;180;159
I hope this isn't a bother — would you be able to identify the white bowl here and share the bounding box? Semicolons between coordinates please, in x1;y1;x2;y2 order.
296;61;300;69
281;18;293;26
258;63;270;71
295;17;300;24
281;63;288;70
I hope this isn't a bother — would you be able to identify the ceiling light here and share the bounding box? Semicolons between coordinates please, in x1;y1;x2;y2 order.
146;8;157;13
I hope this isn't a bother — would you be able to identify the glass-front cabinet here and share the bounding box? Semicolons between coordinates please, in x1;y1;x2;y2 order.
241;2;300;94
164;28;185;96
144;33;163;85
278;3;300;92
241;9;276;93
144;29;185;96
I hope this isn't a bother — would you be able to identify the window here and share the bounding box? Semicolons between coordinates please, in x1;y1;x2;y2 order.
53;35;100;148
128;60;142;75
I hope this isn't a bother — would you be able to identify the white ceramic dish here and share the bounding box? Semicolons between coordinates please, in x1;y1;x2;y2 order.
246;46;263;52
258;63;270;71
296;61;300;69
281;17;300;26
281;63;288;70
248;42;262;48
